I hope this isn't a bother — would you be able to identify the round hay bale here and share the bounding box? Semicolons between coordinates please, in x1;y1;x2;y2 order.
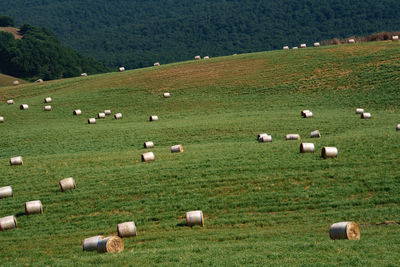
35;79;43;83
321;146;338;158
119;67;125;72
98;113;106;119
59;177;76;192
88;118;96;124
44;105;52;111
257;133;268;141
259;135;272;143
194;55;201;60
292;46;298;49
314;42;320;47
203;56;210;59
10;156;23;166
310;130;321;138
142;152;155;162
13;80;19;86
104;110;111;116
396;124;400;131
355;108;364;114
286;134;300;140
0;116;4;123
300;43;307;48
186;210;204;227
117;221;137;238
163;92;170;98
44;97;52;103
348;39;355;44
303;111;313;118
283;46;289;50
25;200;43;215
20;104;29;110
144;141;154;148
83;235;104;251
300;143;315;153
361;112;371;119
154;62;160;66
393;35;399;41
0;186;13;199
73;109;82;115
0;215;17;231
97;236;124;253
171;144;183;153
329;221;360;240
114;113;122;119
81;73;88;76
149;115;158;121
7;99;14;105
301;110;310;116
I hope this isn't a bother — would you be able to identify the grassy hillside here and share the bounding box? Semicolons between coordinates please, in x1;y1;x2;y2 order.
0;41;399;266
0;73;26;87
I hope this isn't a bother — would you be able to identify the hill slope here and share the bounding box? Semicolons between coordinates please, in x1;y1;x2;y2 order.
0;73;26;87
0;41;399;266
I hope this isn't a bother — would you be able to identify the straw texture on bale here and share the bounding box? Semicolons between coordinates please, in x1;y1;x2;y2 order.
355;108;364;114
286;134;300;140
329;222;360;240
259;135;272;142
154;62;160;66
119;67;125;72
186;210;204;227
0;116;3;123
97;236;124;253
104;110;111;115
25;200;43;215
144;141;154;148
44;105;52;111
163;92;170;98
0;216;17;231
283;46;289;50
88;118;96;124
314;42;320;47
321;147;338;158
81;73;88;76
114;113;122;119
7;99;14;105
300;44;306;48
393;35;399;40
13;80;19;85
361;112;371;119
0;186;13;199
303;111;313;118
310;130;321;138
142;152;155;162
44;97;52;103
83;235;104;251
98;113;106;119
396;124;400;131
348;39;355;43
150;115;158;121
20;104;29;110
117;221;137;238
194;55;201;60
10;156;23;166
59;177;76;192
300;143;315;153
203;56;210;59
301;110;310;116
171;144;183;153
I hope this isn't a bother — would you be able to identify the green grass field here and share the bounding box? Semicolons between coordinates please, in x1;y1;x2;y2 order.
0;41;399;266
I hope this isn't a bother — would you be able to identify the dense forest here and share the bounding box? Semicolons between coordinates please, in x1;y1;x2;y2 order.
0;0;399;69
0;22;108;81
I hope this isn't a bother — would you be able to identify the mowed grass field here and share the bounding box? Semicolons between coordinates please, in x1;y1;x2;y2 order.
0;41;399;266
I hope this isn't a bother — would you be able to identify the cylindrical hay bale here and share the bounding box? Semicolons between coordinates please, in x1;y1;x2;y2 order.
329;222;360;240
203;56;210;59
25;200;43;215
141;152;155;162
10;156;23;166
88;118;96;124
314;42;320;47
321;146;338;158
303;111;313;118
83;235;104;251
13;80;19;86
286;134;300;140
98;113;106;119
361;112;371;119
301;110;310;116
300;143;315;153
393;35;399;41
59;177;76;192
163;92;170;98
104;110;111;116
73;109;82;115
119;67;125;72
194;55;201;60
257;133;268;141
0;186;13;199
7;99;14;105
186;210;204;227
44;105;52;111
81;73;88;76
292;47;298;49
114;113;122;119
396;124;400;131
20;104;29;110
150;115;158;121
348;39;355;44
0;216;17;231
300;43;306;48
0;116;4;123
310;130;321;138
171;144;183;153
355;108;364;114
44;97;52;103
144;141;154;148
283;46;289;50
97;236;124;253
35;79;43;83
259;135;272;142
117;221;137;238
154;62;160;66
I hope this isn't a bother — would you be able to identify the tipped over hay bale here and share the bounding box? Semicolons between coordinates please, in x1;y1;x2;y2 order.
0;186;13;199
88;118;96;124
44;97;52;103
59;177;76;192
300;44;306;48
117;221;137;238
186;210;204;227
83;235;104;251
10;156;23;166
25;200;43;215
44;105;52;111
98;113;105;119
292;47;298;49
73;109;82;115
321;147;338;158
144;141;154;148
142;152;155;162
163;92;170;98
194;55;201;60
301;110;310;116
154;62;160;66
286;134;300;140
171;144;183;153
104;110;111;116
0;216;17;231
329;222;360;240
20;104;29;110
348;39;355;44
149;115;158;121
114;113;122;119
119;67;125;72
361;112;371;119
0;116;3;123
314;42;320;47
355;108;364;114
303;111;313;118
300;143;315;153
310;130;321;138
7;99;14;105
203;56;210;59
97;236;124;253
81;73;88;76
259;135;272;142
283;46;289;50
393;35;399;41
397;124;400;131
13;80;19;85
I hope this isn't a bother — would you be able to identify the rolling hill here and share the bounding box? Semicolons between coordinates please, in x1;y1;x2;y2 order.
0;41;399;266
0;73;26;87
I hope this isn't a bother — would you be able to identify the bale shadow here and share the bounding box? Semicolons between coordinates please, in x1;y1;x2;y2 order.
176;222;187;227
15;212;25;218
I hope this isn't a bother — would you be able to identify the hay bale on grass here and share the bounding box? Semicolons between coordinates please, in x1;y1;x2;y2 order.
44;105;52;111
25;200;43;215
73;109;82;115
98;113;105;119
258;134;272;142
303;111;313;118
35;79;43;83
194;55;201;60
10;156;23;166
310;130;321;138
300;44;307;48
114;113;122;119
301;110;310;116
393;35;399;41
119;67;125;72
59;177;76;192
0;116;3;123
361;112;371;119
7;99;14;105
348;39;355;44
104;110;111;116
83;235;104;251
20;104;29;110
144;141;154;148
81;73;88;76
396;124;400;131
13;81;19;86
149;115;158;121
163;92;170;98
0;186;13;199
292;47;298;49
142;152;155;162
154;62;160;66
88;118;96;124
329;222;360;240
117;221;137;237
300;143;315;153
283;46;289;50
355;108;364;114
286;134;300;140
314;42;320;47
186;210;204;227
0;216;17;231
97;236;124;253
321;147;338;158
44;97;52;103
171;144;183;153
203;56;210;59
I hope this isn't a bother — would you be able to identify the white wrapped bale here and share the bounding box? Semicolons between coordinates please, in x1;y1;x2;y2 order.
81;73;88;76
286;134;300;140
186;210;204;227
117;221;137;237
88;118;96;124
300;44;307;48
142;152;155;162
203;56;210;59
25;200;43;215
0;186;13;199
144;141;154;148
310;130;321;138
10;156;23;166
44;97;52;103
303;111;313;118
83;235;104;251
119;67;125;72
397;124;400;131
283;46;289;50
13;80;19;85
361;113;371;119
321;147;338;158
149;115;158;121
171;144;183;153
348;39;355;44
355;108;364;114
314;42;320;47
59;177;76;192
259;135;272;142
154;62;160;66
97;236;124;253
301;110;310;116
104;110;111;116
329;222;360;240
114;113;122;119
73;109;82;115
292;47;298;49
98;113;106;119
393;35;399;41
300;143;315;153
163;92;170;98
7;99;14;105
194;55;201;60
0;216;17;231
0;116;3;123
257;133;268;141
20;104;29;110
44;105;52;111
